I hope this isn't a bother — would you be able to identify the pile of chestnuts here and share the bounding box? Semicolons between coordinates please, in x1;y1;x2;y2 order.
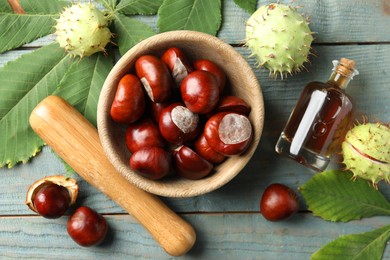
110;47;254;180
26;175;108;247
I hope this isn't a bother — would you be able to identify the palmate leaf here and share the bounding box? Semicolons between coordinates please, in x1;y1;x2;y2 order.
0;0;67;53
53;52;114;127
300;170;390;222
233;0;257;14
157;0;222;35
113;13;155;56
115;0;163;15
0;43;114;168
311;225;390;260
0;43;70;167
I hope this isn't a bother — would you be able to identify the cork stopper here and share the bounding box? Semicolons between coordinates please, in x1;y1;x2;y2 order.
329;58;359;89
332;58;359;79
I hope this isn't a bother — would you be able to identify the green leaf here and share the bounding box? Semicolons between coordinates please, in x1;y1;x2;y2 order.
0;1;12;12
116;0;163;15
0;0;67;53
53;52;114;127
233;0;257;14
0;43;70;168
19;0;67;14
300;170;390;222
311;225;390;260
157;0;222;35
113;13;155;56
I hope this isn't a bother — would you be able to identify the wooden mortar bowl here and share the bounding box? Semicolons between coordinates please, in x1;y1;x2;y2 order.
97;30;264;197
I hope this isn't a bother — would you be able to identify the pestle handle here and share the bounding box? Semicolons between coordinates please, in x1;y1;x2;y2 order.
29;96;196;256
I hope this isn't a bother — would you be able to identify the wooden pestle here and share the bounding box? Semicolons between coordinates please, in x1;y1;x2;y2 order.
29;95;196;256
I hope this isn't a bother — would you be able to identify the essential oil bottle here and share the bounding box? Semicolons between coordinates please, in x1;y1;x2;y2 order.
275;58;359;171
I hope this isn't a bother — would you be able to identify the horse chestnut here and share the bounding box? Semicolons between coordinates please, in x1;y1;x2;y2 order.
161;47;193;85
159;103;200;145
130;147;172;180
210;95;251;116
110;74;145;124
67;206;108;247
135;55;172;102
173;145;213;180
194;133;225;164
180;70;220;114
204;112;253;156
193;59;226;94
125;118;165;154
26;175;78;219
260;183;299;221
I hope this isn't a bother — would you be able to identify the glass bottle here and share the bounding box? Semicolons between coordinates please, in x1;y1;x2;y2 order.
275;58;359;171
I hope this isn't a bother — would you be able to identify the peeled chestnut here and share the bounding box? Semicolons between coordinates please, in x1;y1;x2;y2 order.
260;183;299;221
161;47;193;85
194;133;225;164
130;147;172;180
26;175;78;219
125;118;165;154
67;206;108;247
193;59;226;94
135;55;172;102
110;74;145;124
210;95;251;116
204;112;253;156
159;102;200;145
173;145;213;180
180;70;220;114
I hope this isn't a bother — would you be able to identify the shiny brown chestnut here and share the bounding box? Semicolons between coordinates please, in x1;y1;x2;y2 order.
159;102;200;145
130;147;172;180
161;47;193;85
67;206;108;247
180;70;220;114
194;133;226;164
210;95;251;116
125;118;166;154
26;175;78;219
260;183;299;221
204;112;253;156
193;59;226;94
110;74;145;124
135;55;172;102
173;145;213;180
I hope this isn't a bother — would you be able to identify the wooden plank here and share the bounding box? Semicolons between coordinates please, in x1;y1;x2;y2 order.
13;0;390;49
0;44;389;215
0;214;389;259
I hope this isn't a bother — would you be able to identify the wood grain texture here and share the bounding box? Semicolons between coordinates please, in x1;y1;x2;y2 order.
97;30;264;198
0;44;388;215
29;96;196;256
0;0;390;258
0;214;389;259
13;0;390;49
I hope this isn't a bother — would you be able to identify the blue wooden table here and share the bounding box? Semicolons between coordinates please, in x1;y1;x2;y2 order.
1;0;389;259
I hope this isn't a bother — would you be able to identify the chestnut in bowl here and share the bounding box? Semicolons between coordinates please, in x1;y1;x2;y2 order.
97;31;264;197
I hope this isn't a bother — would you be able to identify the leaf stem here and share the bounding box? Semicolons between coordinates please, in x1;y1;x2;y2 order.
7;0;25;14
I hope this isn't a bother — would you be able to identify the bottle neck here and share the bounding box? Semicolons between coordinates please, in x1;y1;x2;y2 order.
327;72;351;89
327;60;359;90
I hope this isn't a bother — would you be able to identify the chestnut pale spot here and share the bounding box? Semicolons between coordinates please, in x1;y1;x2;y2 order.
172;58;189;84
172;106;199;133
218;114;252;144
140;77;154;102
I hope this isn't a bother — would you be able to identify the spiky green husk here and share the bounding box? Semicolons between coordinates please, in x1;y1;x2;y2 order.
342;122;390;186
55;3;111;58
245;3;314;79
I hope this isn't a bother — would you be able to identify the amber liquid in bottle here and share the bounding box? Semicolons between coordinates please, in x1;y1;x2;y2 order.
275;58;359;171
